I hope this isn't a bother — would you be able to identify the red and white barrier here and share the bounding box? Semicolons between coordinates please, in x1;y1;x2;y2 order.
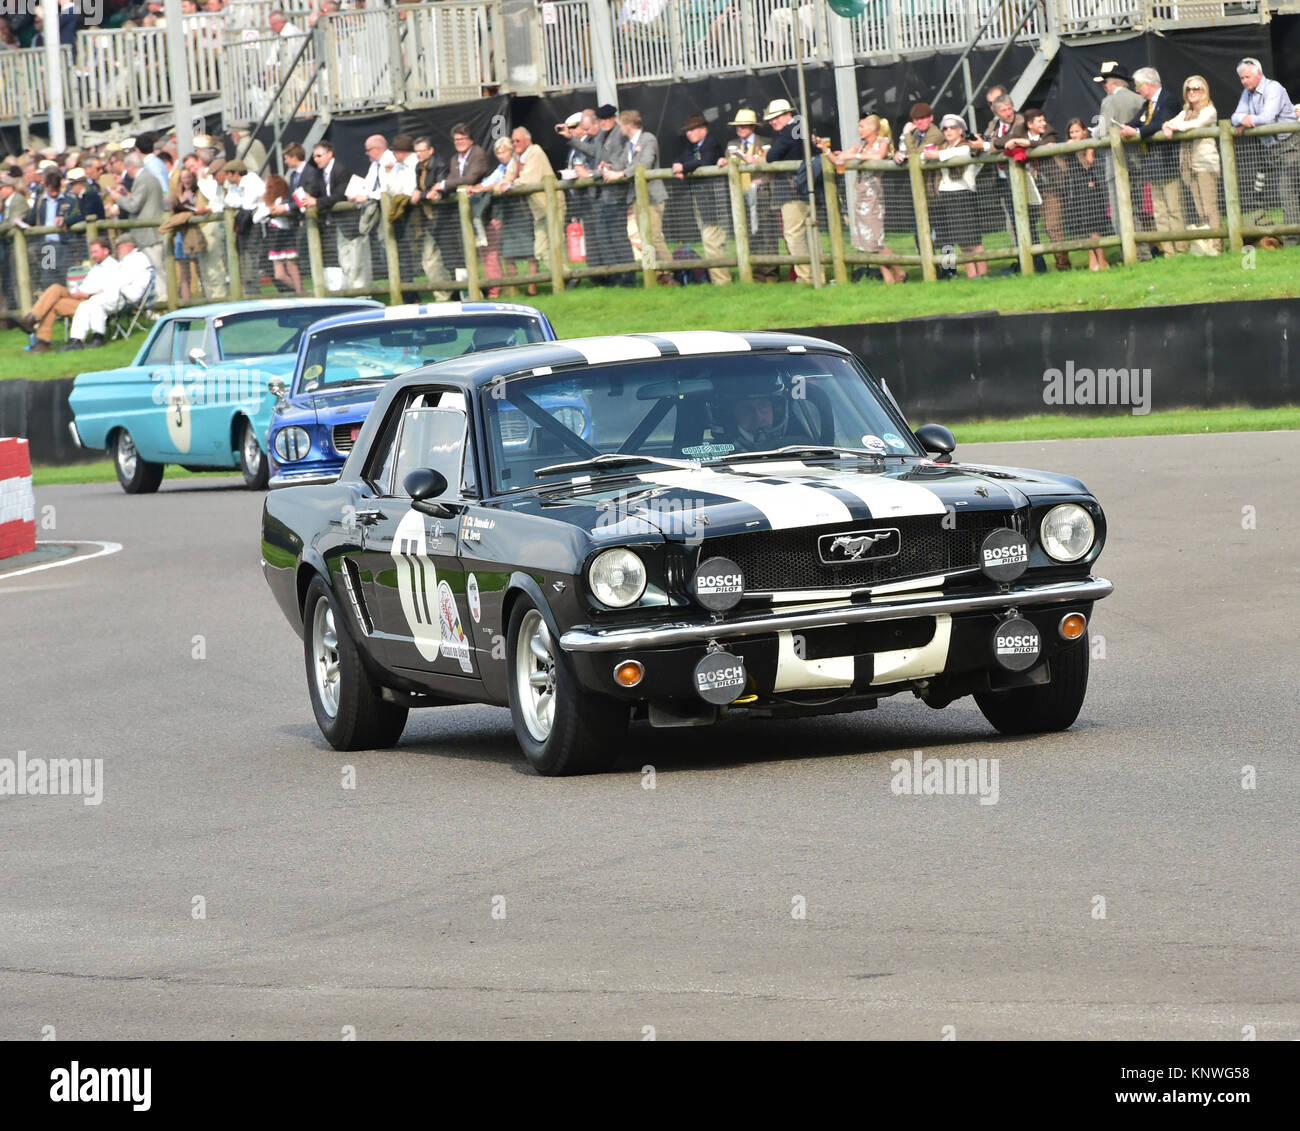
0;437;36;561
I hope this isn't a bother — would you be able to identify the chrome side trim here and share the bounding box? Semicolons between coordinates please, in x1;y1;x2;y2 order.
559;577;1113;653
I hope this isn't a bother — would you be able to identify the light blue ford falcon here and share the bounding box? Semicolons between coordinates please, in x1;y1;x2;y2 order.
68;299;381;493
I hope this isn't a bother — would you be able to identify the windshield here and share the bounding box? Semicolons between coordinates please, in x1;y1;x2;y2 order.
214;305;374;360
297;314;548;393
484;351;921;494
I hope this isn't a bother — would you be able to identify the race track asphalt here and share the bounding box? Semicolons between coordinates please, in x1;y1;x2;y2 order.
1;432;1296;1040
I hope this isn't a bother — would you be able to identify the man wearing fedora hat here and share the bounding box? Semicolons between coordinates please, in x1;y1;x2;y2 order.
1091;61;1147;257
763;98;814;284
673;114;729;285
721;107;778;282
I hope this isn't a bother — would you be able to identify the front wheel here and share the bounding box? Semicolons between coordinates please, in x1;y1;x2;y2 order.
112;428;163;494
506;598;628;775
239;418;269;490
303;575;408;751
974;633;1090;734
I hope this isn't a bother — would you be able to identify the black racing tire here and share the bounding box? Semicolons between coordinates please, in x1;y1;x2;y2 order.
238;417;269;490
303;574;408;751
974;632;1090;735
112;428;164;494
505;597;628;775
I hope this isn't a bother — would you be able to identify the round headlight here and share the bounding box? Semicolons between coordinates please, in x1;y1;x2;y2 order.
1040;503;1095;562
274;426;311;462
553;406;585;435
588;548;647;608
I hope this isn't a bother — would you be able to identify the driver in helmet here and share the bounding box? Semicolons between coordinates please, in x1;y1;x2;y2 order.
710;374;805;453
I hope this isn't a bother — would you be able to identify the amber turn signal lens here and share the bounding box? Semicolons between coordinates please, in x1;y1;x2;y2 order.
1059;613;1087;640
614;660;644;687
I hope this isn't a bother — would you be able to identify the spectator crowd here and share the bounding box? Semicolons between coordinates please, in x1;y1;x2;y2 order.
3;50;1299;350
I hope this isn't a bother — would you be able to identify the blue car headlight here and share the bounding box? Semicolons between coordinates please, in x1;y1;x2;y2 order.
553;406;586;435
274;426;311;462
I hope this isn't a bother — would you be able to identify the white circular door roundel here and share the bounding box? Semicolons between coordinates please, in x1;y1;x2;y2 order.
392;509;441;661
164;382;192;453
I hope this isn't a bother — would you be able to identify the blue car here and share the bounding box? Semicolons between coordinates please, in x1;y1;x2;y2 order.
68;299;381;493
267;302;567;488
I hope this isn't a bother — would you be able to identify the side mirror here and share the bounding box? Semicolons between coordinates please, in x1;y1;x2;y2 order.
404;468;451;516
404;467;448;501
914;423;956;462
188;346;208;368
267;377;287;401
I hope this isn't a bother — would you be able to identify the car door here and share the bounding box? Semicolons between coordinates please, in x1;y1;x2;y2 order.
352;389;481;684
159;317;229;464
130;317;181;463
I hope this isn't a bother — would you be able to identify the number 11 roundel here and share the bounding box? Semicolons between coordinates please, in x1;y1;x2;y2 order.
392;509;442;661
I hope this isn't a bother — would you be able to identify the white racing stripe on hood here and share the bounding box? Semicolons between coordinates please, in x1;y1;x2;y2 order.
637;468;852;530
728;461;948;519
566;337;661;366
655;331;752;355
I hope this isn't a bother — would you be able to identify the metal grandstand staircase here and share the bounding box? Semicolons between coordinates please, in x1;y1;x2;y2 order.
930;0;1059;119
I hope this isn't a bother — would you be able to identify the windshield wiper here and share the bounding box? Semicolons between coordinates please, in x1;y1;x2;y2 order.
716;444;904;464
534;453;699;478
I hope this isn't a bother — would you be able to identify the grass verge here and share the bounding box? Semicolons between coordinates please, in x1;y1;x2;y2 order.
5;245;1299;383
34;407;1298;486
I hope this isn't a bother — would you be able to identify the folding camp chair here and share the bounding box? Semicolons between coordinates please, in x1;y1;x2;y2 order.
109;271;157;342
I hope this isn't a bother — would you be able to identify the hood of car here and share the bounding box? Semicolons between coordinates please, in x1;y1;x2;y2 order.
499;458;1091;542
278;382;387;428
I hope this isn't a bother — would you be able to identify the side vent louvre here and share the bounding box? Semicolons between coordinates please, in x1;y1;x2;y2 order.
341;559;373;635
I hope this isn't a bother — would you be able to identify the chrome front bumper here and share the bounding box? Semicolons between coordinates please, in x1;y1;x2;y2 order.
559;577;1113;654
268;471;342;490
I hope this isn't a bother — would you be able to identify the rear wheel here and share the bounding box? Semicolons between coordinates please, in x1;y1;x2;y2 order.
506;599;627;775
112;428;163;494
975;633;1090;734
304;575;408;750
239;418;269;490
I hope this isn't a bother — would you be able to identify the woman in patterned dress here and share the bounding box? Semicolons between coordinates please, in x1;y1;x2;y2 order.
832;115;905;284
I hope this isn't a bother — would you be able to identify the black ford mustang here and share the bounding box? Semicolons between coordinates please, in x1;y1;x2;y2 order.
261;331;1112;775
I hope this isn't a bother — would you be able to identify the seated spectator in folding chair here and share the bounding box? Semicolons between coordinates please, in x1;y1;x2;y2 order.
15;237;119;353
110;234;157;339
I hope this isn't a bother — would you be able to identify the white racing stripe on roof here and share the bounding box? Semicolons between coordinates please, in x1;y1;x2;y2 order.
728;462;948;519
567;337;661;366
385;302;463;318
654;332;752;355
638;468;851;530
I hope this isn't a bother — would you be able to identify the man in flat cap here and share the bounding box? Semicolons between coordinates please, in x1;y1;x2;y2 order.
673;113;729;285
568;104;634;285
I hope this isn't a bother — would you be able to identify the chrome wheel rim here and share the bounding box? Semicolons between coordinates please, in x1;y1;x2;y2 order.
116;431;137;480
242;422;261;472
516;609;555;742
311;597;341;719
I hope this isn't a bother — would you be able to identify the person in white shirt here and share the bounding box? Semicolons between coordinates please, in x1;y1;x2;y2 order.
115;235;157;307
19;237;118;352
353;134;394;203
927;114;988;280
267;10;306;71
381;134;418;198
64;238;123;349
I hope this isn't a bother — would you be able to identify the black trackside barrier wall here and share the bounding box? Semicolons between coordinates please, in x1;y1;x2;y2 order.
9;299;1299;467
788;298;1300;423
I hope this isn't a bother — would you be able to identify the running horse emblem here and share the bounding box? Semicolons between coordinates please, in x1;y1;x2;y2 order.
828;532;892;560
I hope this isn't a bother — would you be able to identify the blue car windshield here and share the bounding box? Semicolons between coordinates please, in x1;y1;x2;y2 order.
485;351;921;493
298;315;548;393
214;305;374;360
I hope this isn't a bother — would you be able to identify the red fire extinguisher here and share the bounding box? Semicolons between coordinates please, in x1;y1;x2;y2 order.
566;219;586;262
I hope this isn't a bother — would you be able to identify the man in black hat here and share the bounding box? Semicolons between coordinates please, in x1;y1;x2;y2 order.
672;114;729;285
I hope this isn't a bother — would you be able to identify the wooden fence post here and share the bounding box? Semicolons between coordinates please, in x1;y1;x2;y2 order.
382;194;403;304
822;152;847;286
906;150;937;283
1007;157;1036;277
634;164;656;288
543;175;566;295
225;209;244;299
1109;125;1139;266
306;207;326;297
726;158;753;285
1218;119;1243;254
456;186;483;300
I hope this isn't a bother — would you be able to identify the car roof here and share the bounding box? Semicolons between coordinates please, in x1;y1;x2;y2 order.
385;331;854;390
305;301;550;336
167;298;383;320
